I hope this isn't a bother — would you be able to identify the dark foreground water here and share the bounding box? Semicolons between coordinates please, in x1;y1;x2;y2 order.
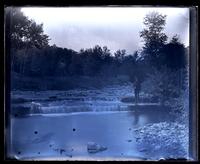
8;107;173;160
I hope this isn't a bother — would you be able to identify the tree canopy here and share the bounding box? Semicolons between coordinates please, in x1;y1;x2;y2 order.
139;12;188;105
140;11;168;66
5;7;50;50
160;35;187;70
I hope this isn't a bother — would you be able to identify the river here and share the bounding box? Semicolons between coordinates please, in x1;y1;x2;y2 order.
8;85;174;160
9;107;173;160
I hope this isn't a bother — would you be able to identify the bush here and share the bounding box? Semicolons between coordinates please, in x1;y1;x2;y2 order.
141;66;179;105
167;88;189;124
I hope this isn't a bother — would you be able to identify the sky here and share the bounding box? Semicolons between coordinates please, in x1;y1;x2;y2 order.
21;7;189;54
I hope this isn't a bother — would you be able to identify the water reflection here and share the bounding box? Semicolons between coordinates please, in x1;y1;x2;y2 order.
127;105;174;128
131;110;150;127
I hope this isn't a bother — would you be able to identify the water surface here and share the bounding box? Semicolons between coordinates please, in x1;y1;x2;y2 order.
9;108;173;160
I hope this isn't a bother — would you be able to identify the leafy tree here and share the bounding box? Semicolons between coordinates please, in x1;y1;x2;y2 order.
80;45;111;76
6;7;50;49
114;49;126;62
160;35;188;92
139;12;189;107
5;7;50;73
161;35;187;70
102;46;111;61
140;11;167;66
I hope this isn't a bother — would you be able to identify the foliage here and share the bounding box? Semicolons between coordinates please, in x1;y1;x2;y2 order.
160;35;187;70
141;66;179;105
5;7;50;50
11;45;140;79
140;11;167;66
140;11;188;108
114;49;126;62
166;79;189;124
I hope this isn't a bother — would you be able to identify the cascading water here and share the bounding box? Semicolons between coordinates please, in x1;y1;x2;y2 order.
12;84;138;115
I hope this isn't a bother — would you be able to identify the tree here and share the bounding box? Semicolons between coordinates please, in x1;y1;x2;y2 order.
6;7;50;49
81;45;105;76
141;66;179;106
114;49;126;62
140;11;167;66
161;35;187;70
102;46;111;60
160;35;188;92
139;12;189;107
5;7;50;73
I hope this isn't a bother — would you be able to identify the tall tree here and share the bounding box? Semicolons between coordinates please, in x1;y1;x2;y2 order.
5;7;50;73
140;11;167;66
160;35;188;92
161;35;187;70
6;7;50;49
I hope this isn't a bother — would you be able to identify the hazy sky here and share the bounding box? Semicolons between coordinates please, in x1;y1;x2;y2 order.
21;7;189;54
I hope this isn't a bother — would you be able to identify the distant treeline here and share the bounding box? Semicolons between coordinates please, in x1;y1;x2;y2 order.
11;45;141;78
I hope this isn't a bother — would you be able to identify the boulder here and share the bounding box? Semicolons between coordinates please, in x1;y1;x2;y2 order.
87;142;107;153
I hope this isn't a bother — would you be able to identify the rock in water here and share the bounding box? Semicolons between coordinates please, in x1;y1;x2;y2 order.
87;142;107;153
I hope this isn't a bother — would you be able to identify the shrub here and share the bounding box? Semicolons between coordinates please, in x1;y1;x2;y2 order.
167;88;189;124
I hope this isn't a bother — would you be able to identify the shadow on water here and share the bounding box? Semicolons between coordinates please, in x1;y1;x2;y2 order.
127;105;175;127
